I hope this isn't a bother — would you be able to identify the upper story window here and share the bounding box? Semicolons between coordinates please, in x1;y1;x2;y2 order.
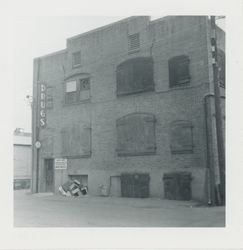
116;57;154;96
217;49;225;88
116;113;156;156
72;51;81;68
128;33;140;53
168;55;190;88
65;78;90;104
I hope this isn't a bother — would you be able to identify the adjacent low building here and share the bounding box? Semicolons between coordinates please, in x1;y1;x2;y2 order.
14;128;32;189
31;16;225;203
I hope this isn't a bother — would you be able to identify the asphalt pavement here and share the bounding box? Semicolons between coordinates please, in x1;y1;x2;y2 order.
14;189;225;227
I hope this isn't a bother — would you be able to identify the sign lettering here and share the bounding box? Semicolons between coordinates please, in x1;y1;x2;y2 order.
55;158;67;170
39;83;46;127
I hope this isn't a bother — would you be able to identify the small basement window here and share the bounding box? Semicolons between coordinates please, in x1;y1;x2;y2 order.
72;51;81;67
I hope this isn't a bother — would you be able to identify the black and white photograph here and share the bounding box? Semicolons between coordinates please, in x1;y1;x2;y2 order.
13;15;226;228
1;0;243;249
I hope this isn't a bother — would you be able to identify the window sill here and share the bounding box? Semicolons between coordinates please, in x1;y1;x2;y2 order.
117;86;154;97
61;154;91;159
117;151;156;157
128;48;140;54
171;149;193;154
72;64;82;69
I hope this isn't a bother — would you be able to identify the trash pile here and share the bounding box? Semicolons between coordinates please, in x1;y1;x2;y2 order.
59;179;88;197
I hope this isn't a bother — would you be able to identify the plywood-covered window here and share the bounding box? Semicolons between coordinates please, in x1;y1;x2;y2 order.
116;113;156;156
116;57;154;96
170;120;193;154
168;55;190;87
61;125;91;158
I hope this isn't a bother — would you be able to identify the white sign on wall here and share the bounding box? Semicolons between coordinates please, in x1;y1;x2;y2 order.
55;158;67;170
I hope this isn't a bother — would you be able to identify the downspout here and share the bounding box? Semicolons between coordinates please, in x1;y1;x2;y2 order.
204;94;213;205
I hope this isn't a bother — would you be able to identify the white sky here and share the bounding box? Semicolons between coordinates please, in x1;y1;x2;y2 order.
13;16;225;133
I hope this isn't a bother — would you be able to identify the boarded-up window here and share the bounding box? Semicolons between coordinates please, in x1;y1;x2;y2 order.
65;78;90;104
168;55;190;87
170;120;193;154
218;49;225;88
116;57;154;96
61;125;91;158
116;113;156;156
128;33;140;52
41;136;54;155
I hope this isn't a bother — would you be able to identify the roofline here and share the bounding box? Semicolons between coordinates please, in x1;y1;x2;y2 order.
34;49;67;61
14;143;32;146
67;16;150;42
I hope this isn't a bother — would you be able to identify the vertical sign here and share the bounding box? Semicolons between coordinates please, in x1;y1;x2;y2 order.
39;83;46;127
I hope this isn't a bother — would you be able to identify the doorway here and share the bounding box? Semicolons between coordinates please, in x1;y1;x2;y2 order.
110;176;121;197
44;159;54;192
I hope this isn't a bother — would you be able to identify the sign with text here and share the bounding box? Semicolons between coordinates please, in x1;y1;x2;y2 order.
55;158;67;170
39;83;46;127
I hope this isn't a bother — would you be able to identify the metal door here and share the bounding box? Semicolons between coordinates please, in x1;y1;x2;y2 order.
45;159;54;192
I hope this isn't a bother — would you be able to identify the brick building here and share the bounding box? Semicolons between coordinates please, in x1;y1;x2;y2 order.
32;16;225;202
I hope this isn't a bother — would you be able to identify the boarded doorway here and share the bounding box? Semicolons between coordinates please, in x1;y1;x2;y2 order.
110;176;121;197
44;159;54;192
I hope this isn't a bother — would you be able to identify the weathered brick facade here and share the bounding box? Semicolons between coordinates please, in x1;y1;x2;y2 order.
32;16;225;202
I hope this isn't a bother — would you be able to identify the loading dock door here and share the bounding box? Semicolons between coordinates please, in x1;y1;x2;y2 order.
45;159;54;192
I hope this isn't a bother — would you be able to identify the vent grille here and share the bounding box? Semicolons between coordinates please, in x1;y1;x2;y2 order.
128;33;140;51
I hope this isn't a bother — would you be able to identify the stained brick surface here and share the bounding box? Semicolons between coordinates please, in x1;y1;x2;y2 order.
32;16;225;201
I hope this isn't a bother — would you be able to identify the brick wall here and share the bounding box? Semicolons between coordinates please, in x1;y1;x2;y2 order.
33;16;218;201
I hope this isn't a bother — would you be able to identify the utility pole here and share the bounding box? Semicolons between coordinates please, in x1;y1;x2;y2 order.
210;16;225;205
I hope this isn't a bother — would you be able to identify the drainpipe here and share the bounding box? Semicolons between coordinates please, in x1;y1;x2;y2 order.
210;16;225;205
204;93;216;205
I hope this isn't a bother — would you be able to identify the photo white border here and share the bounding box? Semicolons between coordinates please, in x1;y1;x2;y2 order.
1;0;243;249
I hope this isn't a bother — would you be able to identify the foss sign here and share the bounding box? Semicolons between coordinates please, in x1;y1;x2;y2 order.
39;83;46;127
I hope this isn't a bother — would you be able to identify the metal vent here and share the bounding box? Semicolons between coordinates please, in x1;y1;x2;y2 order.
128;33;140;51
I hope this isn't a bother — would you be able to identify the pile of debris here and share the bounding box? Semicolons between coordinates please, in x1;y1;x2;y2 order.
59;180;88;197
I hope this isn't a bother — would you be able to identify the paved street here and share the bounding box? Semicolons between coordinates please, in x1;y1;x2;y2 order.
14;190;225;227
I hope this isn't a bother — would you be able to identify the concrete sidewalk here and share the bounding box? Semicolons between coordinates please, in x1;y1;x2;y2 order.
14;190;225;227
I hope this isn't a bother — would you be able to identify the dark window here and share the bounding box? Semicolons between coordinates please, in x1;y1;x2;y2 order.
116;113;156;156
170;120;193;154
65;78;90;104
168;55;190;87
72;51;81;67
217;49;225;88
128;33;140;52
116;57;154;96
